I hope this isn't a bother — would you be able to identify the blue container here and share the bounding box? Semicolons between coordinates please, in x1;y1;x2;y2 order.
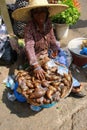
40;102;56;108
14;82;26;102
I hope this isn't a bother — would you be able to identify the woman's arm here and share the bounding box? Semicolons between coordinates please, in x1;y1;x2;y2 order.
50;27;59;51
24;23;38;65
24;23;45;80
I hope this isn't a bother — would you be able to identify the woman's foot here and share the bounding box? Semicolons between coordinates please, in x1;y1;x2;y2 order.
70;83;86;98
72;83;83;93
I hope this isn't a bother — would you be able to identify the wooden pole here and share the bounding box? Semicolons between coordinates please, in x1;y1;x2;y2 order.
0;0;14;35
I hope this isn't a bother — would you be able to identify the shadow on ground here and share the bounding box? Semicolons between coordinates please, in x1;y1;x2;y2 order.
2;88;43;118
70;19;87;29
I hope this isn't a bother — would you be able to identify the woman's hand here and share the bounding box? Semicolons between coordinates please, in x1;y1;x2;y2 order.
34;66;45;80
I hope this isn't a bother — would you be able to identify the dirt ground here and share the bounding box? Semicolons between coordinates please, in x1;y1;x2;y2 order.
0;0;87;130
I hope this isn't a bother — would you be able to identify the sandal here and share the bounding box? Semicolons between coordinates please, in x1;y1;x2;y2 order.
69;91;86;98
72;84;83;93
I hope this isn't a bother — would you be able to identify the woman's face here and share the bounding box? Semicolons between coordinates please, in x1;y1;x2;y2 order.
31;8;48;25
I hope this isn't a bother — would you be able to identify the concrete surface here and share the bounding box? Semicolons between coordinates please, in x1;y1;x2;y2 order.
0;0;87;130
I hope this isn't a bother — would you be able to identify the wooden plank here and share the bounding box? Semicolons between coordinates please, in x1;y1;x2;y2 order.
0;0;14;35
5;0;16;4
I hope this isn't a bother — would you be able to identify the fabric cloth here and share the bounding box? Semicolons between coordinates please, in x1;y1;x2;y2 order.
80;47;87;55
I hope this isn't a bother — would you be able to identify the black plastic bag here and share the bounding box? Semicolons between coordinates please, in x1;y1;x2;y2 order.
0;37;17;65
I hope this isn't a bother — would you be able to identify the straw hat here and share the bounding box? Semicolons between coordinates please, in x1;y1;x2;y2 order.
12;0;68;22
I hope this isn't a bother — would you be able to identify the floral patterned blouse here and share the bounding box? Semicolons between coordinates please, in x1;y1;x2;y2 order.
24;18;59;65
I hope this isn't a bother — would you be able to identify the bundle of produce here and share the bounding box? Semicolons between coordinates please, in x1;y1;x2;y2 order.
15;58;72;106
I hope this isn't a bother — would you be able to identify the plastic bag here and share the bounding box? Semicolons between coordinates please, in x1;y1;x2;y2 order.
0;37;17;65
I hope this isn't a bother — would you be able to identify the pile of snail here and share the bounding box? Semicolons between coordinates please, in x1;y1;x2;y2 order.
16;59;72;106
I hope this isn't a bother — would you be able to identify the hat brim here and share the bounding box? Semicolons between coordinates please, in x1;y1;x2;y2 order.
12;4;68;22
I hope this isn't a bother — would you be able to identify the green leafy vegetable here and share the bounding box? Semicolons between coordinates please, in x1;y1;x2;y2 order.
51;0;80;25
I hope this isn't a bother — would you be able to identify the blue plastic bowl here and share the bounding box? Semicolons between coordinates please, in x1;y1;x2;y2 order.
40;102;56;108
14;82;26;102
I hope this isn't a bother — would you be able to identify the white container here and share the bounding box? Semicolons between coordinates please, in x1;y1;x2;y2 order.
54;23;69;40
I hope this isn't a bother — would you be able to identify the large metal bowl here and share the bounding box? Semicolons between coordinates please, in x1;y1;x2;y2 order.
68;37;87;66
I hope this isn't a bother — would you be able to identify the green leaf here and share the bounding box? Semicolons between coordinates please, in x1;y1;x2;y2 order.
51;0;80;25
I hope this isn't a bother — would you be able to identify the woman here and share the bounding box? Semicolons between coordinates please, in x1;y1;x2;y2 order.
12;0;85;111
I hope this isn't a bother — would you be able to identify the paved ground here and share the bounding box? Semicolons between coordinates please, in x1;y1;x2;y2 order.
0;0;87;130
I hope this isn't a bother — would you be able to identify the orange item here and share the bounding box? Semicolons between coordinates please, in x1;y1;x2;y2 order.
73;0;81;12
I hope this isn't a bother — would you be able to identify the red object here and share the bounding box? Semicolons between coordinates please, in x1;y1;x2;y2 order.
70;51;87;67
73;0;81;12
